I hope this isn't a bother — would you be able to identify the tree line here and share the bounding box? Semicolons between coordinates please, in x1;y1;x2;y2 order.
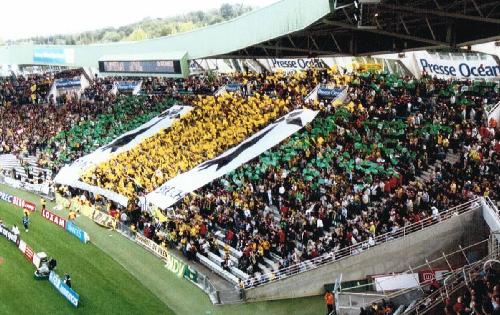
4;3;252;45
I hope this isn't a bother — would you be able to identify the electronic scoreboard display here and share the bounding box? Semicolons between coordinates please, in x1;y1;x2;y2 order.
98;60;182;74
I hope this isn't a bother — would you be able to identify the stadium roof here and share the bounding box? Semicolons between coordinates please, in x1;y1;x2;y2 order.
0;0;499;67
216;0;500;58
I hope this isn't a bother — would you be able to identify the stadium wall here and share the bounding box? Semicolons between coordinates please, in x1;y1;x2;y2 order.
245;205;487;301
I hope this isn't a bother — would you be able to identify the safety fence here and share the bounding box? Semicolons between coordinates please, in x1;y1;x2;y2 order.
243;198;482;288
404;246;500;314
56;194;241;304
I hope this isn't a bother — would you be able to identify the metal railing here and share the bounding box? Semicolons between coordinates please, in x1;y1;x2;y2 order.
397;197;500;314
485;196;499;214
90;209;226;304
485;101;500;118
405;248;499;314
334;237;490;312
243;198;482;289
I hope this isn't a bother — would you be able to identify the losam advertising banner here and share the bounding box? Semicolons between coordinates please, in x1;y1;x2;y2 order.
0;190;36;212
65;221;90;243
41;208;90;243
41;209;67;229
146;109;318;209
49;271;80;308
415;51;500;80
54;105;193;207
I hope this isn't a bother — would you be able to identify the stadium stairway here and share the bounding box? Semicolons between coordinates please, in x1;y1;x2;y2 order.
0;154;22;169
414;149;460;183
0;154;52;192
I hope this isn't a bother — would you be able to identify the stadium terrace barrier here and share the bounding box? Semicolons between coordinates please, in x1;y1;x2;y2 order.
404;246;500;314
48;271;80;308
486;101;500;123
132;229;221;304
41;208;90;243
54;195;226;304
0;190;36;212
0;224;42;268
243;198;483;289
3;176;51;197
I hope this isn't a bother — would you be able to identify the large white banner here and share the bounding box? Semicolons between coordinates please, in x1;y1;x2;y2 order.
414;51;500;79
145;109;319;209
54;105;193;206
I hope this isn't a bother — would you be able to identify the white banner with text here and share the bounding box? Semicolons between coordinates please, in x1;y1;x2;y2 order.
145;109;319;209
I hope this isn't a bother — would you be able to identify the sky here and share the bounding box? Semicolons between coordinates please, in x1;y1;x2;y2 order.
0;0;279;40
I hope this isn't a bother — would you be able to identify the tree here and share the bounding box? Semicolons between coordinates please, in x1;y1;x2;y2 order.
102;31;122;42
126;28;148;41
220;3;235;20
193;11;206;23
11;3;254;45
177;22;196;33
158;25;175;37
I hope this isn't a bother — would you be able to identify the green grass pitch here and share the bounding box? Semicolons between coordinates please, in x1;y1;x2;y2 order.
0;197;173;315
0;184;324;315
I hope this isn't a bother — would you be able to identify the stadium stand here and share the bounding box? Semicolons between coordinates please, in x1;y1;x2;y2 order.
0;0;498;311
0;74;53;106
123;73;496;287
48;69;498;290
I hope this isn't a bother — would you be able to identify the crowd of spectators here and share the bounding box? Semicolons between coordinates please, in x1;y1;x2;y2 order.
0;72;187;171
0;74;52;106
412;263;500;315
38;95;175;171
113;72;498;285
81;70;330;197
1;67;498;291
442;266;500;315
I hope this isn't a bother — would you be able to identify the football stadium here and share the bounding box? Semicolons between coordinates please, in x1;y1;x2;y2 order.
0;0;499;314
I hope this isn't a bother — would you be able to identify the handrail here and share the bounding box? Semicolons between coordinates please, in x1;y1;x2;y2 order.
485;101;500;117
333;238;490;302
485;196;499;214
407;250;499;314
243;198;482;289
404;199;500;314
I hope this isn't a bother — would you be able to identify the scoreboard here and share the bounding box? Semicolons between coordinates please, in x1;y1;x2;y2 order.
98;60;182;74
